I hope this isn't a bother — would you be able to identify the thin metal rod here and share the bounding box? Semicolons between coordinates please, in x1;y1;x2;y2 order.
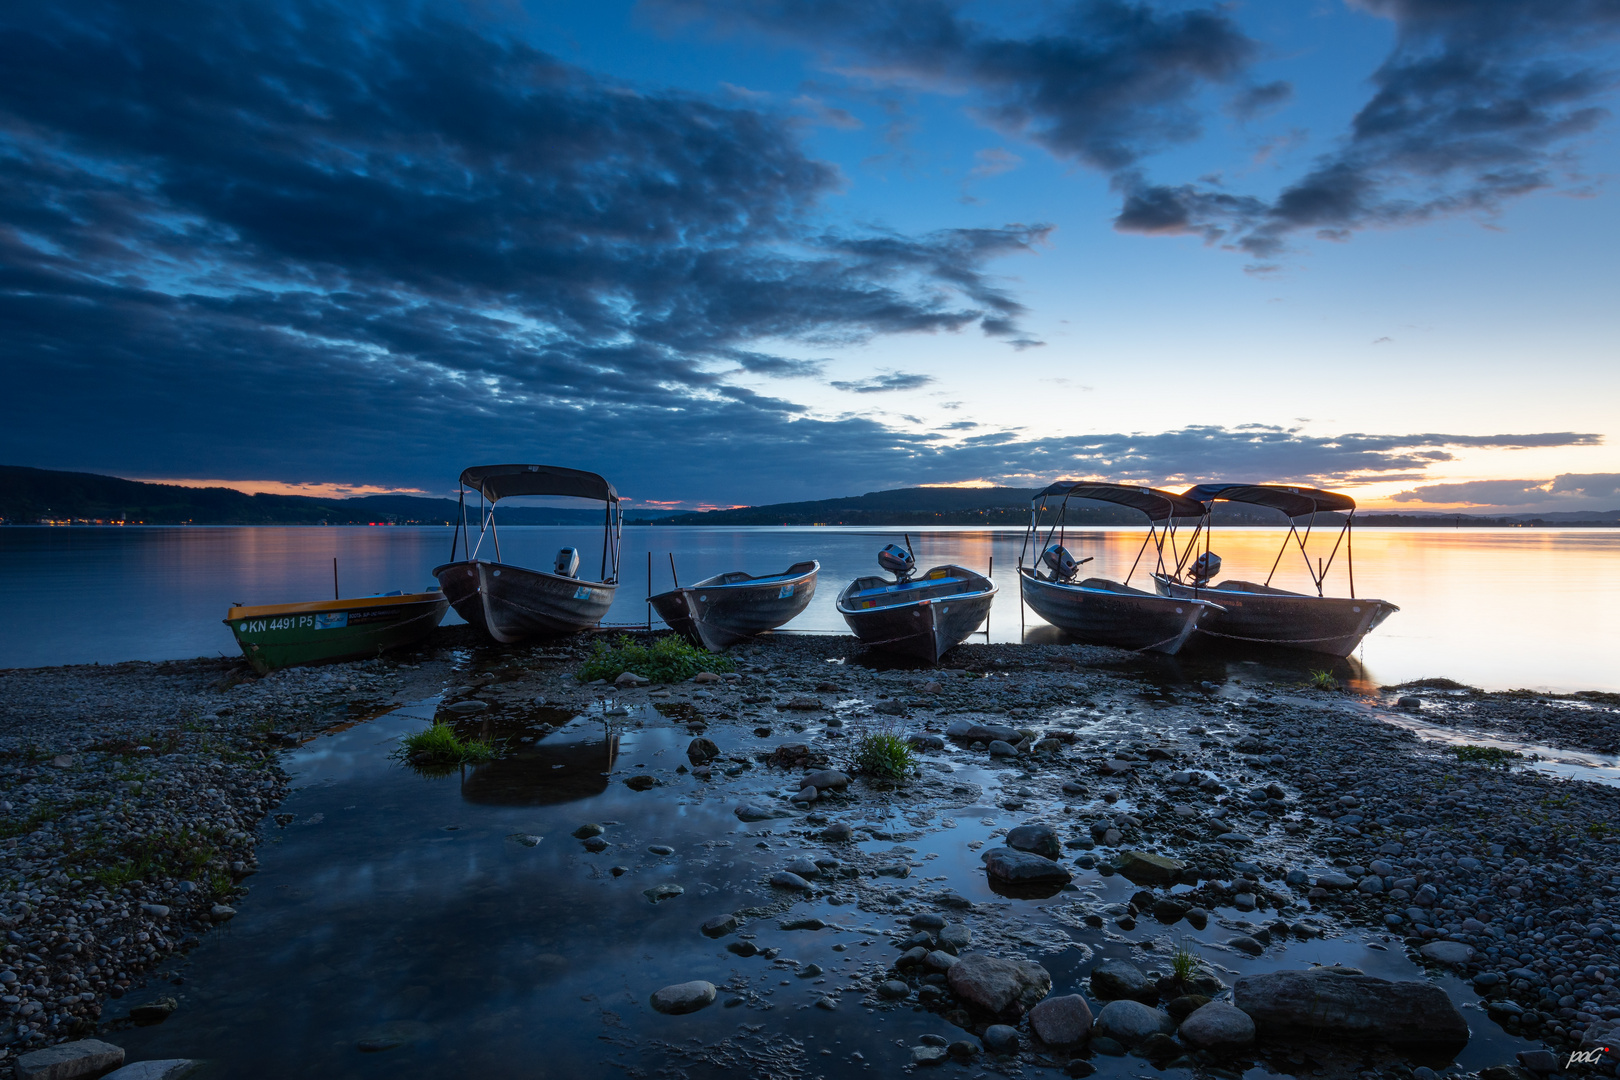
668;552;679;588
1263;523;1294;586
333;558;339;600
1125;523;1154;584
1348;514;1355;599
647;550;652;630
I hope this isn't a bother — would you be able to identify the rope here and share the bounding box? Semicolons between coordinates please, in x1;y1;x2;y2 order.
1194;628;1354;644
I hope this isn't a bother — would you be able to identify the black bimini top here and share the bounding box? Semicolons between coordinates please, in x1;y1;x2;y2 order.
1181;484;1355;518
459;464;619;504
1036;482;1207;522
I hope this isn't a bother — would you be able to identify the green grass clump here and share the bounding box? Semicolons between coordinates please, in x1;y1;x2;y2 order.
1170;940;1199;984
853;729;916;780
1450;744;1523;768
1586;822;1613;840
576;634;735;684
1307;669;1340;691
395;722;498;769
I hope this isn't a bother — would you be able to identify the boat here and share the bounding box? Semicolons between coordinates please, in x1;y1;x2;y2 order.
1016;482;1222;654
836;541;996;664
224;590;449;675
432;464;623;643
649;560;819;651
1152;483;1398;657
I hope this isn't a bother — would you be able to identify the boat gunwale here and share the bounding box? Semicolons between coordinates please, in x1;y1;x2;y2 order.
224;591;446;621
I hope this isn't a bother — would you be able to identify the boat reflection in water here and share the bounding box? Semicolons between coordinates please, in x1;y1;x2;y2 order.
421;705;623;806
461;722;620;806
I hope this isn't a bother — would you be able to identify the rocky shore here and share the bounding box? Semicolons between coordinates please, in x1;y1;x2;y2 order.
1;628;1617;1078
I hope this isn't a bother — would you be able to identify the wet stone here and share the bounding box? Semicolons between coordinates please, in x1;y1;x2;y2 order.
650;980;717;1015
701;914;738;938
1090;959;1155;1002
983;1025;1020;1053
1029;994;1093;1047
1005;822;1061;859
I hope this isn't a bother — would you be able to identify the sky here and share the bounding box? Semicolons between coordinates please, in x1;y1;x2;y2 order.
2;0;1618;512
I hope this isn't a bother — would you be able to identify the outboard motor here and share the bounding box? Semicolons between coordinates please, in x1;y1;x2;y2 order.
554;547;580;578
877;543;915;582
1042;544;1079;580
1190;551;1222;586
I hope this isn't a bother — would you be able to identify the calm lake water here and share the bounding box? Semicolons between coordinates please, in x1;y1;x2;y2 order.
3;525;1617;691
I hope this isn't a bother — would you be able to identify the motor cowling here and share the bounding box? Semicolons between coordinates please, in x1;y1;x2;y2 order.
1042;544;1079;580
877;543;915;581
1190;551;1222;586
555;547;580;578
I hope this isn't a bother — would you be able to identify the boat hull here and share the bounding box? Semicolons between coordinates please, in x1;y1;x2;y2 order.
224;593;449;675
837;565;996;664
1153;575;1397;657
649;562;818;651
1020;569;1212;655
433;560;616;643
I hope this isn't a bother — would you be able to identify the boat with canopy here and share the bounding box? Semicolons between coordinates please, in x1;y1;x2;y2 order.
1152;483;1398;657
1017;482;1222;654
650;560;819;652
433;464;622;642
836;539;995;664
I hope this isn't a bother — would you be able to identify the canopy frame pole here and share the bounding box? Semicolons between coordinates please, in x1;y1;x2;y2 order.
1295;511;1319;593
489;494;502;564
1347;513;1356;599
471;488;489;560
452;488;468;562
1125;522;1155;585
1317;517;1350;593
1262;520;1294;587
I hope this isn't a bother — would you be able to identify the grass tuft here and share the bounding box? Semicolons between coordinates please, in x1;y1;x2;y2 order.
1170;940;1199;984
576;634;734;685
1306;669;1339;691
395;722;498;771
852;727;916;780
1450;744;1523;768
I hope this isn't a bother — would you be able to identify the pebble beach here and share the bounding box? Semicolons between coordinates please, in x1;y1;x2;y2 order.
2;629;1618;1079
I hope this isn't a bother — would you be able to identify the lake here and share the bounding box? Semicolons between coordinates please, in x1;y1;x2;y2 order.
2;525;1616;691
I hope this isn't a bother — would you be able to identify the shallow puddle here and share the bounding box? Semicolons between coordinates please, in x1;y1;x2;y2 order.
104;699;1545;1077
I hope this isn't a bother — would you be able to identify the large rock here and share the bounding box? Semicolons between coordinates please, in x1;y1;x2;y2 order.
1114;851;1186;886
15;1040;126;1080
1094;1000;1175;1045
103;1064;197;1080
802;769;850;791
1090;958;1155;1002
983;848;1072;886
686;737;719;764
946;953;1052;1017
1233;970;1469;1047
1178;1002;1256;1051
1029;994;1094;1047
650;980;718;1015
735;803;793;822
1420;941;1475;967
1006;823;1062;859
946;720;1019;743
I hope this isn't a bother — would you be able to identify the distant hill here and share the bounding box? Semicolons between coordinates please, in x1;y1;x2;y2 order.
5;466;1616;528
0;466;675;525
662;487;1620;528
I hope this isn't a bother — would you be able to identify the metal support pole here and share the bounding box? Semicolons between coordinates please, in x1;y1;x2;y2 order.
647;550;652;630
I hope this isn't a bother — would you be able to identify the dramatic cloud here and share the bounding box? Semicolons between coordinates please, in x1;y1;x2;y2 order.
648;0;1265;170
0;0;1051;497
1116;0;1620;263
830;371;936;393
1393;472;1620;508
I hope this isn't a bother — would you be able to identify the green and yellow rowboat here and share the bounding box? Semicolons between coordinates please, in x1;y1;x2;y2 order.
224;590;449;675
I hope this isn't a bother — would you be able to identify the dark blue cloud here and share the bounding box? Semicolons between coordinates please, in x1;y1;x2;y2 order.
1115;0;1620;263
649;0;1262;170
0;0;1048;499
